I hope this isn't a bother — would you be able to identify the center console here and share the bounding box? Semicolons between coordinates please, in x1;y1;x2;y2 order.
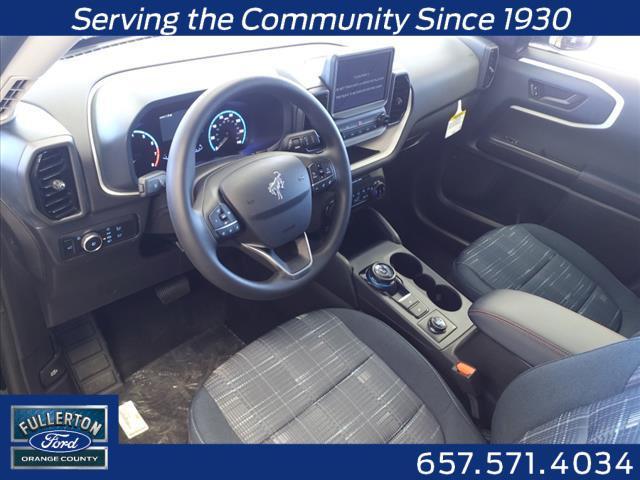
338;208;627;424
349;241;474;362
334;212;481;414
333;195;629;425
330;209;488;422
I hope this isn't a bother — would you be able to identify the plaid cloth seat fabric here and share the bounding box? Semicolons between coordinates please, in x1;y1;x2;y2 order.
203;310;443;444
455;225;621;331
192;308;640;445
520;364;640;443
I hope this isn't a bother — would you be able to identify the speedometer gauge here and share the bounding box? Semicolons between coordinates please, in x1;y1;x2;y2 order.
208;110;247;155
131;130;161;177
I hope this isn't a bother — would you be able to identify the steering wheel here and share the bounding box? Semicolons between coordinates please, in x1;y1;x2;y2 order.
166;77;352;300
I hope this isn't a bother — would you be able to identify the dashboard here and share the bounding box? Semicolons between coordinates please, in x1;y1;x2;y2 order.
130;93;284;177
0;37;488;326
71;39;483;196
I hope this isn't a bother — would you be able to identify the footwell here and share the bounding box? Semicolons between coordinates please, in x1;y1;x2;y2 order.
118;326;244;444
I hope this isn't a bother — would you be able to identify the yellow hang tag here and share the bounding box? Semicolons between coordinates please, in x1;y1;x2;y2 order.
445;100;466;139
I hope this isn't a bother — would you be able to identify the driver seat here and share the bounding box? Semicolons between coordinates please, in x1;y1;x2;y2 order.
189;309;640;444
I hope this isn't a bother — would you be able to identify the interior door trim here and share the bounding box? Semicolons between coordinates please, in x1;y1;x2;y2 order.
509;57;625;130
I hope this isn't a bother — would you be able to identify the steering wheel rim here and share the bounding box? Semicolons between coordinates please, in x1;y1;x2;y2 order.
166;76;351;300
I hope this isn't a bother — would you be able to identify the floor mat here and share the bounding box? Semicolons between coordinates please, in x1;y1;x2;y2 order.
118;326;244;444
97;275;234;379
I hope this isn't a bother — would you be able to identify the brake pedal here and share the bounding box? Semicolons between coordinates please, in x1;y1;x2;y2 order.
155;275;190;304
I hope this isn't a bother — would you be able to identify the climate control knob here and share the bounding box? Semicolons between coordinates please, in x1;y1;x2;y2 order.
81;232;103;253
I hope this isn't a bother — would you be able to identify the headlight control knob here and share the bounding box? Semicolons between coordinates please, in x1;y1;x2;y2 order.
81;232;103;253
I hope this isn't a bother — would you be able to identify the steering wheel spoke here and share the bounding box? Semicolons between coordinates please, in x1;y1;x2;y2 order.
240;233;313;279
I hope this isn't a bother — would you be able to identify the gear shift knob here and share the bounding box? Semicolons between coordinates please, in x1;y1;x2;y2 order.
366;262;398;294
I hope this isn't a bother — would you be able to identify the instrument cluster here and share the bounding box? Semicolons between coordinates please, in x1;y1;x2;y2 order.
129;93;284;177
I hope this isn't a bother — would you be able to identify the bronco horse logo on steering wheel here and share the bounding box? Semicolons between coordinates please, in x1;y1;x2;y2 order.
268;171;285;200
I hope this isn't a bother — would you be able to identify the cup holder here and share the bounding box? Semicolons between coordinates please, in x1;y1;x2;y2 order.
390;252;422;279
389;251;463;312
429;285;463;312
414;274;463;312
414;273;436;292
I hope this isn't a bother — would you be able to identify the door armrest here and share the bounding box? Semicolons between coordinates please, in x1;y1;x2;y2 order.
469;290;625;366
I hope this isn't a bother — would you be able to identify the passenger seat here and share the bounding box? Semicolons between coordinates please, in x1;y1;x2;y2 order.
453;224;640;337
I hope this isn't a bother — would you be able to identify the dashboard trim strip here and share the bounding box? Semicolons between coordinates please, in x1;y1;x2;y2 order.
87;81;139;197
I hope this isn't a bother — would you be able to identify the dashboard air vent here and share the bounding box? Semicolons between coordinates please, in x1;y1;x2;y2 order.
30;147;80;220
0;78;29;122
482;46;499;89
387;73;411;124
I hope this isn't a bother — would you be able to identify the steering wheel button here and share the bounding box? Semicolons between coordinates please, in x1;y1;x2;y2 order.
214;219;241;239
209;203;237;230
209;210;224;229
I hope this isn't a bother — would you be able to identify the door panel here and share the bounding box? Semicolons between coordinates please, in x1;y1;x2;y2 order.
506;57;620;126
413;42;640;294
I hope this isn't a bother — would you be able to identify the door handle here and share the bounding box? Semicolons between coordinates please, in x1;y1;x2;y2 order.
529;80;587;110
539;92;585;108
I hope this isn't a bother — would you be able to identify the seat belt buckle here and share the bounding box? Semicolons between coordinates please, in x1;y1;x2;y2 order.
452;361;482;420
455;361;477;379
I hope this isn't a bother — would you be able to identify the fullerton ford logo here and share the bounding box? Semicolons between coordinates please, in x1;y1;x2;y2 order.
11;405;109;470
28;430;92;453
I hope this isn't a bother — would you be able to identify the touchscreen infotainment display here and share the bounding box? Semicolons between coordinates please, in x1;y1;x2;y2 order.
327;48;394;116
